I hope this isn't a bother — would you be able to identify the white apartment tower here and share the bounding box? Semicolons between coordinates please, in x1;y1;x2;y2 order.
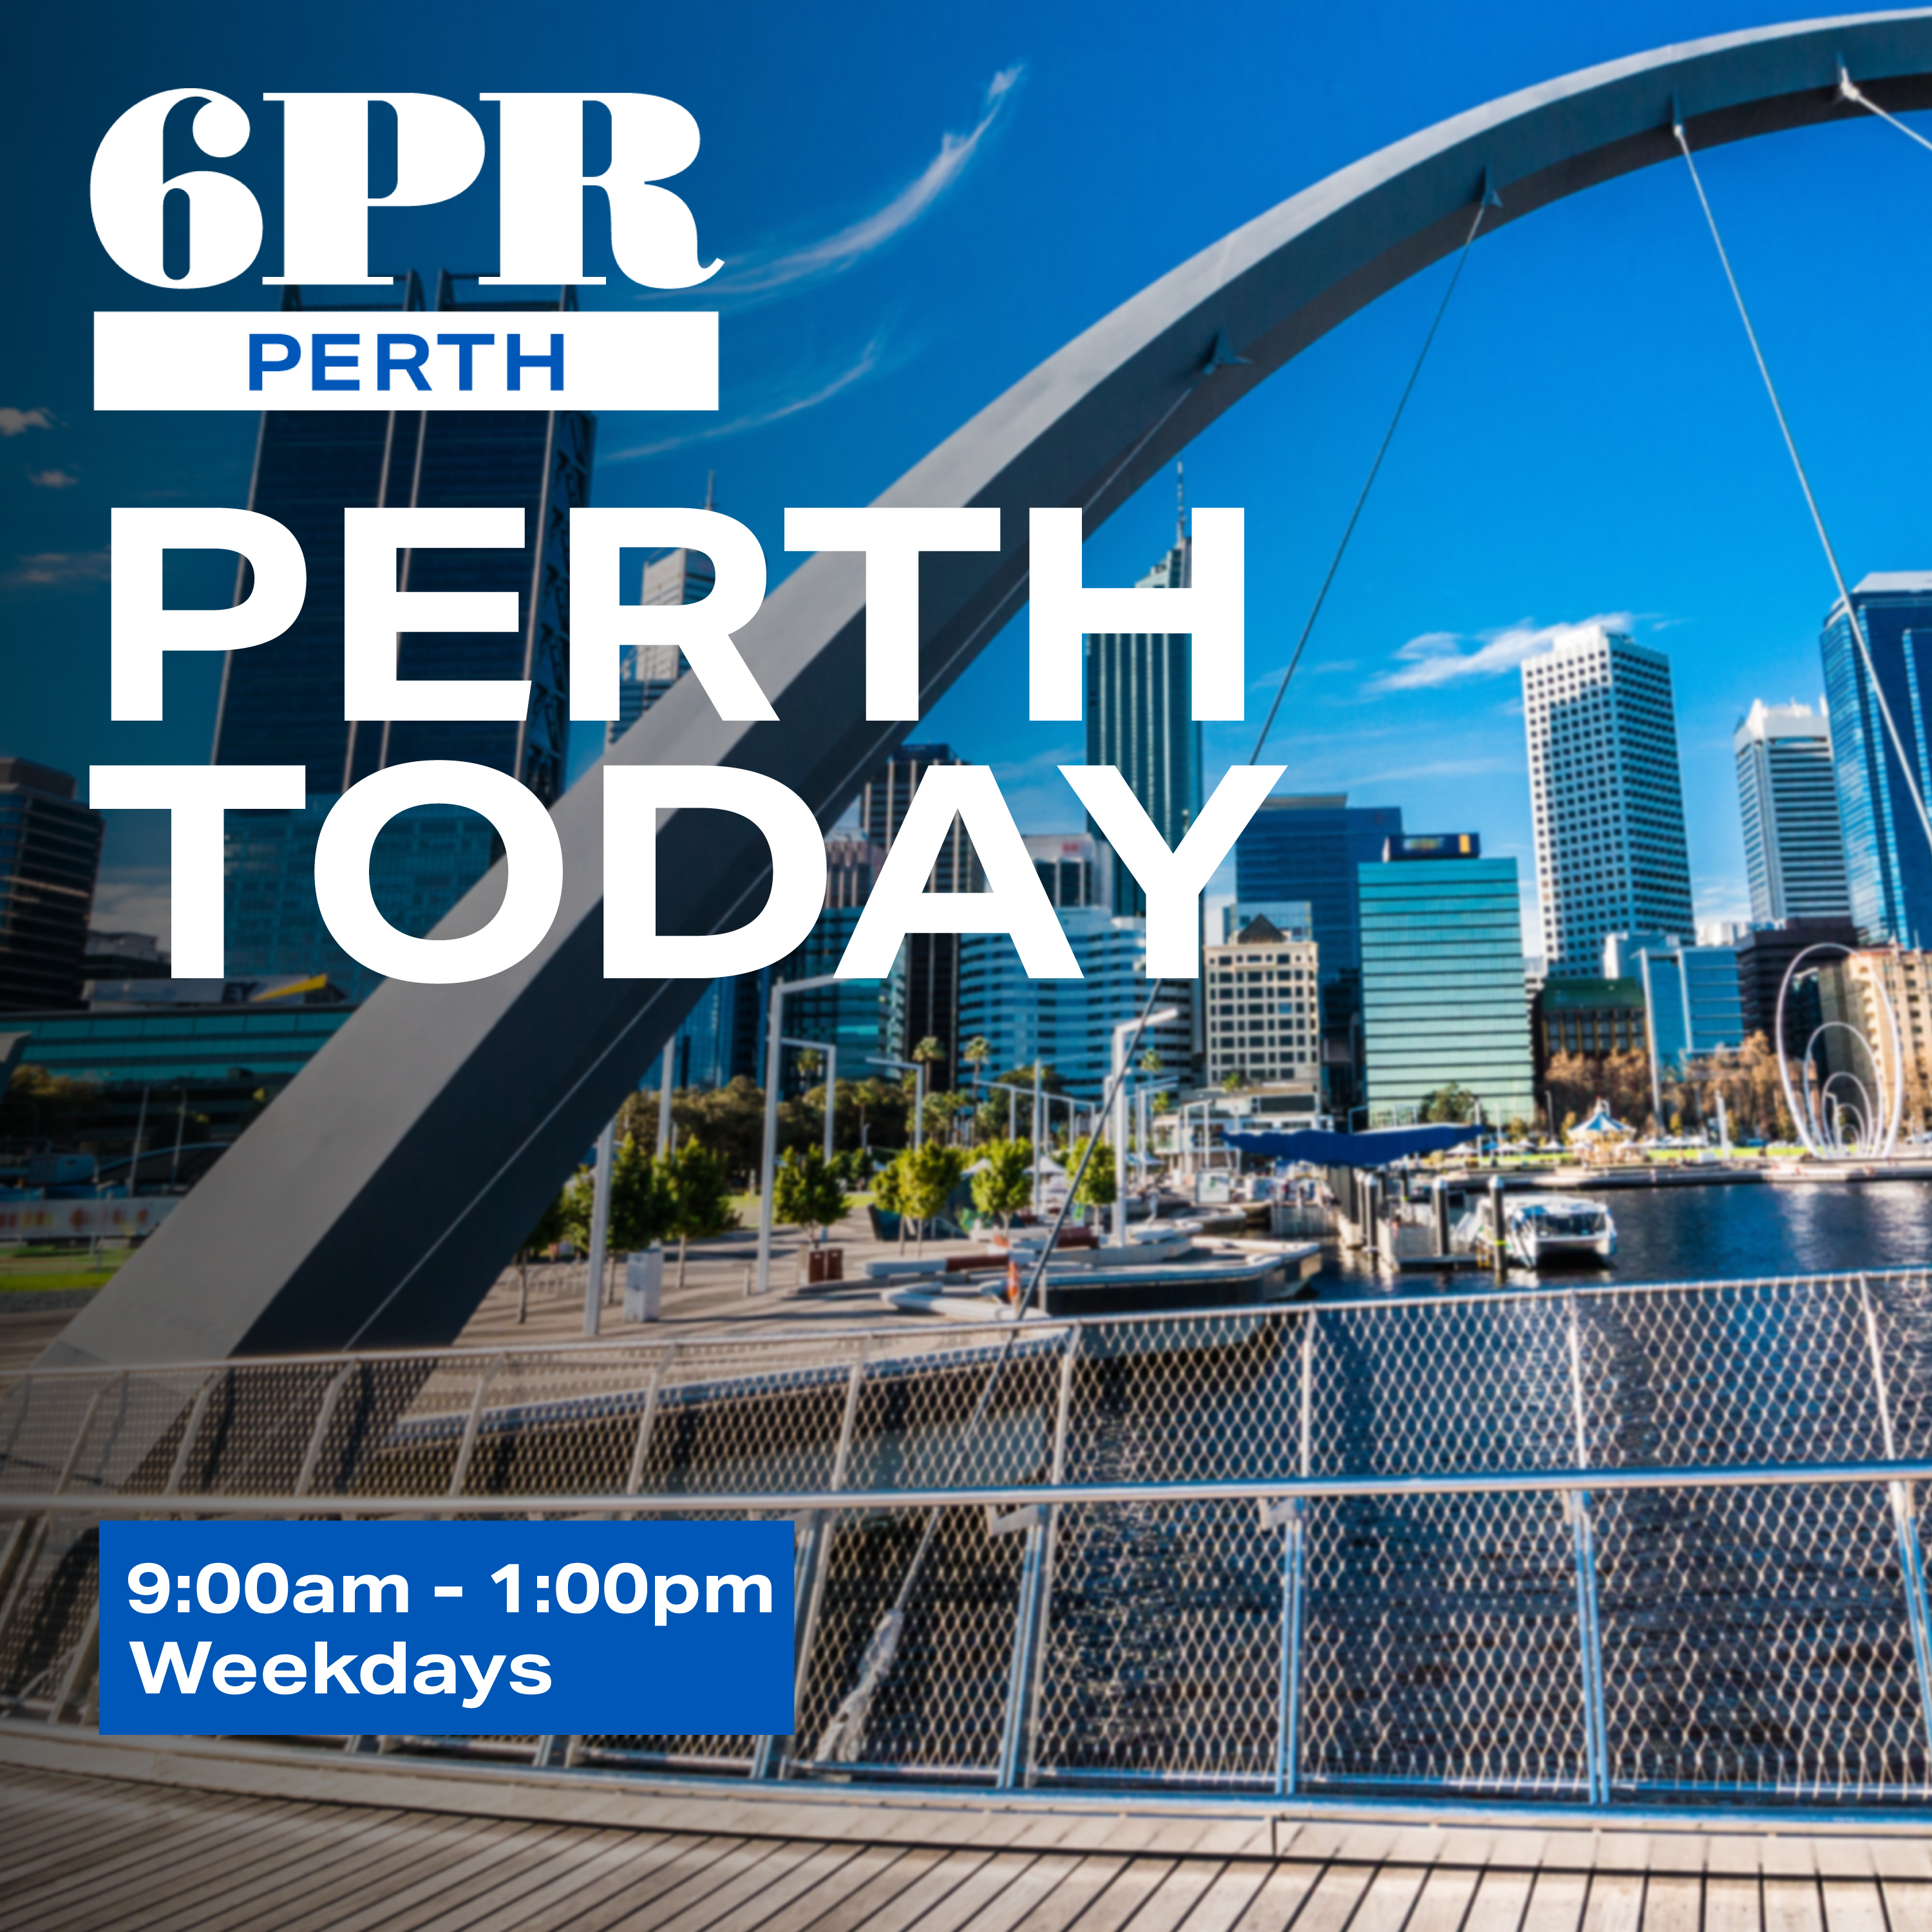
1733;699;1850;922
1523;629;1695;978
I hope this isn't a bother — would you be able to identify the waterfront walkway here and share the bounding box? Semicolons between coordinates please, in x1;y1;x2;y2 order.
6;1734;1932;1932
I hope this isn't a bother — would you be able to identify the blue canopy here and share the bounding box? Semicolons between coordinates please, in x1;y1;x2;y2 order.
1222;1124;1484;1168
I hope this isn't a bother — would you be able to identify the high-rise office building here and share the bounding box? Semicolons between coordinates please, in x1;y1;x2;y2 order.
1734;700;1850;923
1602;933;1745;1075
857;743;978;1087
0;759;102;1013
1233;794;1403;1112
1820;574;1932;947
609;475;718;745
1734;916;1861;1043
1524;629;1694;978
958;910;1192;1107
1025;832;1109;910
1358;834;1535;1126
218;272;594;999
1084;488;1204;917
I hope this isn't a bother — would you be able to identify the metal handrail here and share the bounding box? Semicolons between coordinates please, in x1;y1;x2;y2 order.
0;1262;1906;1381
15;1454;1932;1517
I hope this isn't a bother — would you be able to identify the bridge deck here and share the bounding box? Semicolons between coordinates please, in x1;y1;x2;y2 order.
6;1732;1932;1932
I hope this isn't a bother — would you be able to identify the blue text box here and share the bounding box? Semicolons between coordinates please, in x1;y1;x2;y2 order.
99;1521;793;1736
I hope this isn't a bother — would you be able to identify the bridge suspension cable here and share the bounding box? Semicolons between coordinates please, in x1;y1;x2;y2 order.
1249;181;1499;764
1672;111;1932;871
1839;64;1932;157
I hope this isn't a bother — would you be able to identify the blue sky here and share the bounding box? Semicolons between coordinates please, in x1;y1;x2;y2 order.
8;1;1932;954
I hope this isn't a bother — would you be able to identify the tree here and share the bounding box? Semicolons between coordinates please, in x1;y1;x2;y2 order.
664;1141;738;1287
912;1034;947;1096
961;1036;990;1140
1419;1083;1479;1124
773;1147;849;1247
971;1137;1033;1231
607;1134;676;1253
900;1142;969;1253
872;1149;911;1253
1067;1135;1117;1217
1139;1047;1162;1075
1220;1070;1246;1094
666;1075;768;1184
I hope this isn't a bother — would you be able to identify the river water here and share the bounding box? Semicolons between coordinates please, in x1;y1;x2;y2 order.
1309;1173;1932;1299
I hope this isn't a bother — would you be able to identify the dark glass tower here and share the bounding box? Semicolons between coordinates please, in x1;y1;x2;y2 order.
217;272;594;998
1083;503;1205;916
1820;573;1932;947
0;759;102;1013
1234;793;1404;1115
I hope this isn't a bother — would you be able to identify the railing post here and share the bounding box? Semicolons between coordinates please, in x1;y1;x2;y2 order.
1858;1274;1932;1777
1566;1294;1611;1805
622;1349;673;1498
1272;1310;1315;1796
294;1364;356;1498
756;1344;867;1779
162;1373;221;1497
447;1356;506;1498
996;1323;1081;1788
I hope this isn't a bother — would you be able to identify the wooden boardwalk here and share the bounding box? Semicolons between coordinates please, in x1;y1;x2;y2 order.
6;1740;1932;1932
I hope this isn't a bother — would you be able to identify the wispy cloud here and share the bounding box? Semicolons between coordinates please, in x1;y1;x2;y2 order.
28;468;77;490
1369;613;1637;693
3;549;110;589
715;68;1021;298
606;334;889;462
0;408;52;437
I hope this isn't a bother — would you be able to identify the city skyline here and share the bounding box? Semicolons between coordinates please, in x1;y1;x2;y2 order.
14;6;1932;961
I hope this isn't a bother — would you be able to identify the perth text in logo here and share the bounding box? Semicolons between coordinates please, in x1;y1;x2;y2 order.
90;91;719;411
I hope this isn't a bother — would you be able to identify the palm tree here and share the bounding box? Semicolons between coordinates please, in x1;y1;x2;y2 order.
961;1036;990;1143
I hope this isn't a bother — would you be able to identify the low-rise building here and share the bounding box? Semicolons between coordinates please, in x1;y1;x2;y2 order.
1203;913;1321;1106
1533;976;1647;1077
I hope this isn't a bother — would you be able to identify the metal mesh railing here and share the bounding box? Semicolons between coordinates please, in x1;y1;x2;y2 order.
8;1267;1932;1809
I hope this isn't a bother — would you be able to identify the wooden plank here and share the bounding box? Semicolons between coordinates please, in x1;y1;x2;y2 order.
1405;1868;1482;1932
0;1778;306;1889
946;1853;1094;1932
456;1826;712;1932
29;1797;435;1932
9;1786;328;1908
1883;1888;1932;1932
813;1848;1003;1932
1228;1862;1325;1932
1461;1870;1537;1932
1643;1877;1705;1932
887;1850;1043;1932
643;1838;848;1932
533;1834;775;1932
1174;1862;1276;1932
131;1806;485;1932
1348;1866;1428;1932
1762;1884;1823;1932
1705;1877;1763;1932
1821;1883;1891;1932
1030;1857;1175;1932
1580;1875;1647;1932
1110;1858;1229;1932
701;1841;910;1932
1282;1865;1377;1932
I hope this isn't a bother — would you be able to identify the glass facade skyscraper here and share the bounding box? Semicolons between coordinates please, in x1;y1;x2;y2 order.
0;759;102;1013
218;272;594;999
1083;512;1204;918
1233;793;1403;1110
1734;699;1850;923
1524;629;1694;978
1819;573;1932;947
1358;839;1535;1126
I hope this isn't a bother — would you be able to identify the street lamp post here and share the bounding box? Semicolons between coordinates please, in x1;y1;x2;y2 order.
755;973;846;1297
1113;1007;1179;1245
582;1117;615;1338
